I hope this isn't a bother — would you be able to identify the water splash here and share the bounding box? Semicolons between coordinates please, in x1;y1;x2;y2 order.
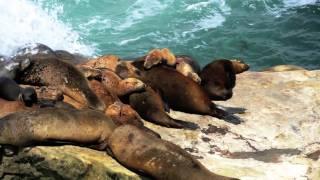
0;0;94;56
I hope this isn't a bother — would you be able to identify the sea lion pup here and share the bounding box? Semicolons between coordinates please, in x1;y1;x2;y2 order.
262;64;306;72
108;125;237;180
139;49;202;83
15;57;105;111
200;59;249;101
79;54;120;72
129;60;241;124
128;86;199;129
175;55;202;83
0;77;38;107
0;109;236;180
143;48;176;69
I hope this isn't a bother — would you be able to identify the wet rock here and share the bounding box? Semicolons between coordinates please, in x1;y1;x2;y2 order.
0;146;147;180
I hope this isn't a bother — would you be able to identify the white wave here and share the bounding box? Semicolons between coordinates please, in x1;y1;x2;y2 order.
115;0;172;31
256;0;319;17
186;1;212;11
283;0;319;8
184;0;231;33
0;0;95;56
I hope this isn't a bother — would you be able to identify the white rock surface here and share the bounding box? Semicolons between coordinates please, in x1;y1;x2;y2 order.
146;70;320;180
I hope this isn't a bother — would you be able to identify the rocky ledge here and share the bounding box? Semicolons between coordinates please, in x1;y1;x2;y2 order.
1;70;320;179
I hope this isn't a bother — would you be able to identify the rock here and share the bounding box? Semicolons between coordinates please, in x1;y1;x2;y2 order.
0;146;147;180
1;70;319;179
144;70;320;179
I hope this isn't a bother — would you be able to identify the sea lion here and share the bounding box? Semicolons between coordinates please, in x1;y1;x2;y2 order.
176;55;201;74
262;65;306;72
143;48;176;69
175;55;202;83
0;109;236;180
0;108;116;149
200;59;249;101
0;98;32;118
15;57;105;111
139;49;202;83
54;50;89;65
87;79;160;138
108;125;236;180
128;86;199;129
80;55;120;71
0;77;37;107
130;60;241;124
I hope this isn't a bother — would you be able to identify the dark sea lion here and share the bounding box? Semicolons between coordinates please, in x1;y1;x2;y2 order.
54;50;89;65
0;109;236;179
0;77;37;107
200;59;249;101
131;60;241;124
128;86;199;129
108;125;237;180
12;43;57;62
89;79;160;138
15;57;105;111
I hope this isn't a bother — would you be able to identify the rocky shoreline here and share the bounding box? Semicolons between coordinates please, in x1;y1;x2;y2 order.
1;67;319;179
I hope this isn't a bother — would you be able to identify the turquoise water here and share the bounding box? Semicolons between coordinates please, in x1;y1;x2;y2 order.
0;0;319;70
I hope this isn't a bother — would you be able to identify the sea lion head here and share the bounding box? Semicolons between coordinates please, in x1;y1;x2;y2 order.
21;87;38;107
230;59;250;74
201;59;240;100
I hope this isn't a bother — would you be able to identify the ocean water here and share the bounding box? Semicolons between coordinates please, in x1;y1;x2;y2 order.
0;0;319;70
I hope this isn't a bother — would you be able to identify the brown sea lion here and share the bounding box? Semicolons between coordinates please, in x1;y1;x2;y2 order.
108;125;236;180
80;55;120;71
143;48;176;69
139;49;201;83
15;57;105;111
0;108;116;149
130;60;241;124
0;109;236;180
0;99;32;118
128;86;199;129
175;55;202;83
200;59;249;101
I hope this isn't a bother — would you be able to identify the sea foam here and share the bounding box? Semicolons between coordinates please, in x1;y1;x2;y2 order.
0;0;94;57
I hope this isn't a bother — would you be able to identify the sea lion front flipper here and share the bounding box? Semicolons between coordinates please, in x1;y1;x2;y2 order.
129;87;199;130
108;125;237;180
210;105;243;125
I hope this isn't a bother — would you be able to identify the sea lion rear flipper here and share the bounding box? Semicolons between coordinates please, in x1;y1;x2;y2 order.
169;118;200;130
